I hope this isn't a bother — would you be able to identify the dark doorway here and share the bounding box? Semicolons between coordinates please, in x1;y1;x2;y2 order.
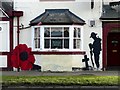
107;32;120;67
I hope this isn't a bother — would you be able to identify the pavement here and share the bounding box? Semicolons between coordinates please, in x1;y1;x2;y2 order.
1;70;120;76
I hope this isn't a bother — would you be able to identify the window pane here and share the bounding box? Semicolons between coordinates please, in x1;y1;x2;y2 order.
73;39;76;49
76;39;80;49
64;27;69;37
38;28;40;37
34;28;38;37
34;38;40;48
51;27;62;37
74;39;80;49
73;27;81;49
64;39;69;49
51;39;62;49
38;38;40;48
74;27;81;38
44;27;50;37
34;39;37;48
44;39;50;48
34;27;40;49
35;28;40;37
74;28;77;37
78;28;81;38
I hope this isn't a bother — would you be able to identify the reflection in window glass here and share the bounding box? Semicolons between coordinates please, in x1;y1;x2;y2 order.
64;39;69;49
74;39;81;49
74;28;77;37
74;27;81;38
35;39;37;48
76;39;80;48
38;38;40;48
34;27;40;49
51;39;62;49
78;28;81;38
44;39;50;48
51;27;62;37
64;27;69;37
74;39;76;49
51;31;62;37
44;27;50;37
73;27;81;49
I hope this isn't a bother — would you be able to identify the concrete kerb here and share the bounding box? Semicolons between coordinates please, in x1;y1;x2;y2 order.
2;86;120;90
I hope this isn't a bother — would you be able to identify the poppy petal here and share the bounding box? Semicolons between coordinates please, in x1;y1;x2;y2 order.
19;44;28;53
26;48;31;55
28;54;35;64
11;55;18;68
21;61;33;70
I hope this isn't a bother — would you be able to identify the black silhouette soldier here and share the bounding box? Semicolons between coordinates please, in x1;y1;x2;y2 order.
89;32;101;70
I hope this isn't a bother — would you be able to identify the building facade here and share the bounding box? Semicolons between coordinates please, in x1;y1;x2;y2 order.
0;0;119;71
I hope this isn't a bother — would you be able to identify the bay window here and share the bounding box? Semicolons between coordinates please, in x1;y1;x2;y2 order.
32;26;83;51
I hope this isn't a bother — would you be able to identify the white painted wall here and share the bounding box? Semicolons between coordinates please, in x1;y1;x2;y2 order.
0;9;4;17
0;56;7;67
0;21;9;52
14;0;103;71
0;21;9;68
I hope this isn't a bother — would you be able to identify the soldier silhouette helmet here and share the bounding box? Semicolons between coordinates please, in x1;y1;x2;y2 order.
90;32;97;38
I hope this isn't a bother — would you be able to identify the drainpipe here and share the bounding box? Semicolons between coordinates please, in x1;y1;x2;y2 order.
17;16;20;72
17;17;20;45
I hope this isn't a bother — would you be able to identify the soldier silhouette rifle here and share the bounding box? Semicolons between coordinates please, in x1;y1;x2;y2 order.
89;43;94;68
89;32;101;70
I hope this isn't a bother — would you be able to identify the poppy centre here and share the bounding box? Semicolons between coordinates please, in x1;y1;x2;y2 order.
19;51;28;61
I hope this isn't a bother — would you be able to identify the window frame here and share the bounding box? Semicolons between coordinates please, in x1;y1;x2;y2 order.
34;27;40;49
73;27;81;49
44;26;70;50
32;25;83;51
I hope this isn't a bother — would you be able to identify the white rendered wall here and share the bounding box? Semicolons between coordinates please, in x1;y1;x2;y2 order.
34;55;85;71
0;56;7;67
14;0;103;71
0;21;9;52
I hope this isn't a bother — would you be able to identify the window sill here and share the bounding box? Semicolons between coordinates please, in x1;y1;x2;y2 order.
32;51;86;55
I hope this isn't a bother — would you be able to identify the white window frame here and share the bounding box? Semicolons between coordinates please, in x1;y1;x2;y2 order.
32;25;83;51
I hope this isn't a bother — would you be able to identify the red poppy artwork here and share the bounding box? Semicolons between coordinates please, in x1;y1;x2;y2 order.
11;44;35;70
